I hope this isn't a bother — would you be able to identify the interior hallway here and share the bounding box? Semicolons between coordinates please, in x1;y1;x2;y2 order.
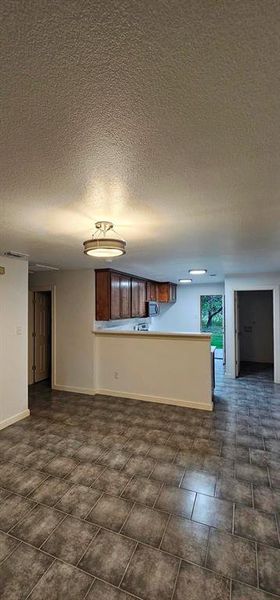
0;366;279;599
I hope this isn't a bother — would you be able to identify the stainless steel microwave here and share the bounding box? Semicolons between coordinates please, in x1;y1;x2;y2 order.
147;301;160;316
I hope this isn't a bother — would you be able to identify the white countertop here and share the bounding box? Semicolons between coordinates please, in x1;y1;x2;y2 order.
93;329;211;340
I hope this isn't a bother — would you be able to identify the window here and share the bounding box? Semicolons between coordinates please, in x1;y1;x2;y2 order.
200;295;223;349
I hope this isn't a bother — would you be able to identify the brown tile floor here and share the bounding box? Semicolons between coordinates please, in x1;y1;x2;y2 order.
0;362;280;599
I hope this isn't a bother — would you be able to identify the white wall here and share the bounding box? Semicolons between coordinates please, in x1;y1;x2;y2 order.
94;331;212;410
0;257;29;429
224;273;280;382
151;283;224;332
239;291;273;363
30;270;95;393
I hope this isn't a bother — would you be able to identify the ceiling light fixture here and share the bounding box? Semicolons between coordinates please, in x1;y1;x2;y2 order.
189;269;207;275
179;278;192;284
83;221;126;258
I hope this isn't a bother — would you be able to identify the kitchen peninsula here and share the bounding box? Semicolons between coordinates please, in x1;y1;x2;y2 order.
93;329;213;411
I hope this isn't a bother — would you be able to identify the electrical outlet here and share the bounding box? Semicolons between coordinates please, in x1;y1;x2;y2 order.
114;371;119;380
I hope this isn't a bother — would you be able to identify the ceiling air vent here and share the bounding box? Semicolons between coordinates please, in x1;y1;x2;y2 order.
3;251;29;259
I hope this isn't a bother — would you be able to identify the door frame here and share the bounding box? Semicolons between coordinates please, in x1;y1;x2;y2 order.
232;285;279;383
29;284;56;388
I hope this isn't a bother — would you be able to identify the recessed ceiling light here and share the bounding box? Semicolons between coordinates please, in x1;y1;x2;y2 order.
179;278;192;284
189;269;207;275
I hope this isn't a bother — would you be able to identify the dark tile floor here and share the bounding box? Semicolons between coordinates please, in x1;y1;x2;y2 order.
0;362;280;599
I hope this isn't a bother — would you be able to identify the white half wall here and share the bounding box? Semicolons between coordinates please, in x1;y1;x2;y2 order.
94;331;213;411
0;257;29;429
150;283;225;332
30;270;95;393
224;273;280;382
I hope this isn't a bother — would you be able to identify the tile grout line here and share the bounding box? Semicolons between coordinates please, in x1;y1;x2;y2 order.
118;541;139;591
170;558;182;600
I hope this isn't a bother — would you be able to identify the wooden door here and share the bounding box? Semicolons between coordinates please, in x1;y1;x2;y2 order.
34;292;51;382
120;275;131;318
110;273;121;319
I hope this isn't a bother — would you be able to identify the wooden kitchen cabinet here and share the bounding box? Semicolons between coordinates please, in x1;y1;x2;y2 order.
131;278;147;318
157;282;177;303
95;269;177;320
146;280;158;302
95;270;131;321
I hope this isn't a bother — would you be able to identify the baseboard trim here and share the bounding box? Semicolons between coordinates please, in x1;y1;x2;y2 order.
95;388;213;411
52;384;95;396
52;384;212;411
0;409;30;431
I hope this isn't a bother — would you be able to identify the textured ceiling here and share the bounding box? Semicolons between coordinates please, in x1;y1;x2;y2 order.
1;0;280;282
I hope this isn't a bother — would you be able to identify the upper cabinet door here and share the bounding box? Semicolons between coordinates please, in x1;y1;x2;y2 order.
120;275;131;318
147;281;158;302
131;278;139;318
157;282;177;303
138;280;147;317
111;273;121;319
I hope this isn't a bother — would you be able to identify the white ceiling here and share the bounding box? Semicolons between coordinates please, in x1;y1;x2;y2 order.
1;0;280;283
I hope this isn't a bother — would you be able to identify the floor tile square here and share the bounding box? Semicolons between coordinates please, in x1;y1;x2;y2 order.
232;580;277;599
75;443;104;462
235;506;279;546
235;463;269;486
156;485;196;518
173;561;230;600
121;543;179;600
93;467;130;496
0;530;19;561
79;528;136;585
42;515;98;564
161;514;209;564
148;444;177;462
192;494;233;532
151;462;184;486
181;470;216;495
122;504;168;546
269;467;280;489
44;456;78;477
206;529;257;586
87;579;133;599
87;494;132;532
100;450;131;470
30;476;72;506
122;476;161;506
0;493;35;532
0;542;52;599
215;476;252;506
124;438;151;456
67;463;104;486
257;543;280;595
55;484;101;517
124;456;155;477
11;504;64;547
28;559;93;600
253;485;280;513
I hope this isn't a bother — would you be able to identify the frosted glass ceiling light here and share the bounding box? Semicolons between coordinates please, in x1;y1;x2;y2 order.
189;269;207;275
83;221;126;258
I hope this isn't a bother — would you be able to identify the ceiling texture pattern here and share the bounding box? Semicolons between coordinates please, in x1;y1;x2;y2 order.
1;0;280;281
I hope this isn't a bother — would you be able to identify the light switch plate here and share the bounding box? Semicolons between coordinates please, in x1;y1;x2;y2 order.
0;266;5;275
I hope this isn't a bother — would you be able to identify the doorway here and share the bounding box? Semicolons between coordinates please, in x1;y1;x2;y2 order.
28;291;52;385
235;290;274;378
200;294;224;360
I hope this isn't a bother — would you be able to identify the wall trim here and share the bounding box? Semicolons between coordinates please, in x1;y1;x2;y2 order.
0;409;30;431
52;384;212;411
52;384;96;395
95;388;213;411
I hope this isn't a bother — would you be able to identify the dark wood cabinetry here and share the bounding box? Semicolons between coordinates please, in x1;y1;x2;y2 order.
131;278;146;318
95;269;177;321
157;282;177;303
